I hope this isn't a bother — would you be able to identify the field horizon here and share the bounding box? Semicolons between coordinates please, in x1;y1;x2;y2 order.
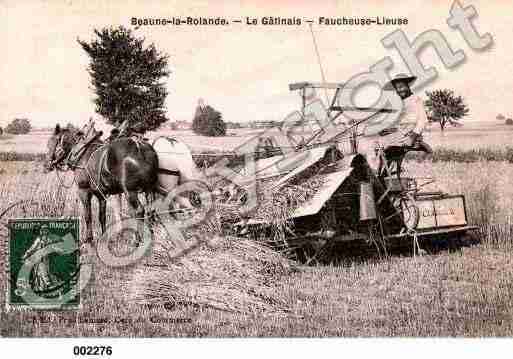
1;119;512;154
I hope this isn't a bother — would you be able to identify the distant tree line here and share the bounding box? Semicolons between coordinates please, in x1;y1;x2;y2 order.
0;120;81;135
496;114;513;125
4;118;32;134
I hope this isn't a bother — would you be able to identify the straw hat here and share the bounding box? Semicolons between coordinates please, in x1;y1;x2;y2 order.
383;73;417;90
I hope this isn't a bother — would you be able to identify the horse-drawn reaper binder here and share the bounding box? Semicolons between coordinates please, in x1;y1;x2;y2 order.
223;81;477;261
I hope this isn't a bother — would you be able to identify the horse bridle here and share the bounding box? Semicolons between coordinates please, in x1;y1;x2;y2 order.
51;133;99;171
49;134;70;170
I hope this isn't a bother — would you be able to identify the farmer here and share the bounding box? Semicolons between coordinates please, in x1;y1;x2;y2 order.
379;73;432;154
367;73;432;178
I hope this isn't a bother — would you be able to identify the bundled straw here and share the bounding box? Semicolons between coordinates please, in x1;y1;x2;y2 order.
129;231;295;314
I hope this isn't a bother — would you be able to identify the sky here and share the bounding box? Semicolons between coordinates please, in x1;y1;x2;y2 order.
1;0;511;129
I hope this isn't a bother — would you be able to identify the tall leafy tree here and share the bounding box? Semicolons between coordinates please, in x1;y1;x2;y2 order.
77;26;170;133
425;89;469;132
192;103;226;137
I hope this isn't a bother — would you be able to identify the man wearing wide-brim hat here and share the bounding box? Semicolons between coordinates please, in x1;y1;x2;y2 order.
379;73;432;154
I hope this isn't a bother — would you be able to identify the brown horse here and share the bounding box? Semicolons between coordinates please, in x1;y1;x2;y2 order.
45;122;159;243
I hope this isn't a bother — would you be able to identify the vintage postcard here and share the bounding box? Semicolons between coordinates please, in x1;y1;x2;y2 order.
0;0;512;350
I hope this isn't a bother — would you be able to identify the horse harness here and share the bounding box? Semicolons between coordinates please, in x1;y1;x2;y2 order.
60;134;182;198
62;133;116;199
157;168;180;177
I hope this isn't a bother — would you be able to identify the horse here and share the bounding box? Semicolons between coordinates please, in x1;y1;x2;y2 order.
45;122;160;244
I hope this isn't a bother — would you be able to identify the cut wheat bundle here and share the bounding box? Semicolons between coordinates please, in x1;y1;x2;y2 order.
129;230;295;314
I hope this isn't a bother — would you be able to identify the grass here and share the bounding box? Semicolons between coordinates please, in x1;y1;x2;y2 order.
407;147;513;163
1;158;512;337
2;241;512;337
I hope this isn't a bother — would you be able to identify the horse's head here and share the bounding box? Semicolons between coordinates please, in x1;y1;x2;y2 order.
45;124;83;172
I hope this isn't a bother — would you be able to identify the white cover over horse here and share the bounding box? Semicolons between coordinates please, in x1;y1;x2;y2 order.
152;136;203;195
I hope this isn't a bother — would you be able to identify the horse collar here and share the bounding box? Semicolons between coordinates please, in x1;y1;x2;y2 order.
66;141;103;169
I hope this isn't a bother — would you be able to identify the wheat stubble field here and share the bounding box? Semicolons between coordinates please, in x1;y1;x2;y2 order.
1;121;513;337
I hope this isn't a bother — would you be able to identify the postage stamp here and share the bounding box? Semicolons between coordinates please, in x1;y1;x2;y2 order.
6;219;80;310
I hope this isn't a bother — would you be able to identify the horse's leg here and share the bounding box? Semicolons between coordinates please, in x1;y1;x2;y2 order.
78;190;93;243
117;194;123;216
145;191;155;206
126;191;146;246
111;194;123;235
98;195;107;235
144;191;159;227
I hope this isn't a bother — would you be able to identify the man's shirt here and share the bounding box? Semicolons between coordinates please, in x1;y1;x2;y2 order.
376;95;428;147
397;95;428;135
358;94;430;171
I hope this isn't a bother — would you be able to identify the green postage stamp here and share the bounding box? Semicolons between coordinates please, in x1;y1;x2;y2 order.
7;219;80;310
